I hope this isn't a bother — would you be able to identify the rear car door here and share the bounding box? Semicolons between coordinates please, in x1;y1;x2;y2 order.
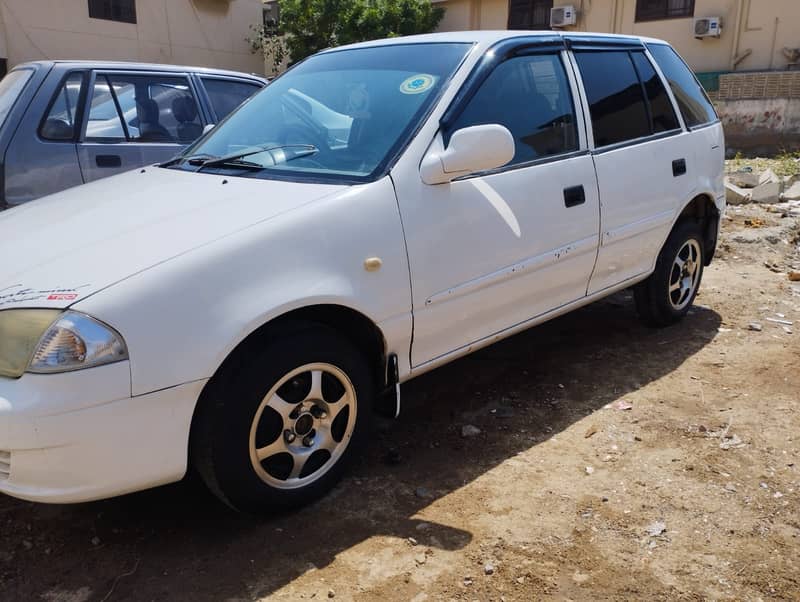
3;67;88;205
199;76;264;123
569;39;697;294
77;71;204;182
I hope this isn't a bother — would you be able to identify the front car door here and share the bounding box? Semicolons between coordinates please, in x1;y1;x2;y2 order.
77;71;204;182
568;38;698;295
392;39;600;368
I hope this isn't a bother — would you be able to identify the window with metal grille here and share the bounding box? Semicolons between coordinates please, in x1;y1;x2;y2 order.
88;0;137;24
507;0;553;30
635;0;694;22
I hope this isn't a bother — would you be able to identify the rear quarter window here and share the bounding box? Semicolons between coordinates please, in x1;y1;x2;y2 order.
647;43;717;128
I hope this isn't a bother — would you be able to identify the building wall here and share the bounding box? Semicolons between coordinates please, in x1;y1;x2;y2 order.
436;0;800;73
0;0;264;74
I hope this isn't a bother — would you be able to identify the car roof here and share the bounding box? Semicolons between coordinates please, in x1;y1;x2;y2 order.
13;60;268;83
323;30;669;52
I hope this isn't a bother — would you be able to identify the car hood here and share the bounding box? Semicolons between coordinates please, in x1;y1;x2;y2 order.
0;167;344;309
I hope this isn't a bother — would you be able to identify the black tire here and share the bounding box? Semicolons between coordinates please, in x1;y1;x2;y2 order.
191;322;373;514
634;220;705;328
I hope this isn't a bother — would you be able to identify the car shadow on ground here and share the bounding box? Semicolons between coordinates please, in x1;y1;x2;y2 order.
0;291;722;600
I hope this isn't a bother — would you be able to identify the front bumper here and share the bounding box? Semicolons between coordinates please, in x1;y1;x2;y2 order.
0;362;206;503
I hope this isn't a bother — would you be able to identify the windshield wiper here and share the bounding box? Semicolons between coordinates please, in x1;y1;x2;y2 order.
194;144;319;170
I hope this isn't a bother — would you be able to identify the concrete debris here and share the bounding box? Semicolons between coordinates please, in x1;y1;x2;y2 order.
484;563;495;575
729;171;760;188
782;181;800;201
461;424;481;438
584;466;595;475
646;521;667;537
751;181;782;204
407;537;418;546
759;168;781;186
725;180;752;205
327;589;336;598
748;322;763;331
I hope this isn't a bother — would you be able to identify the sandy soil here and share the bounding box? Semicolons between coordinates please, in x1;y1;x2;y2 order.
0;205;798;601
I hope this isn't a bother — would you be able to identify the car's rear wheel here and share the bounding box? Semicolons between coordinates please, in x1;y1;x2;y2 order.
192;323;372;514
634;220;705;327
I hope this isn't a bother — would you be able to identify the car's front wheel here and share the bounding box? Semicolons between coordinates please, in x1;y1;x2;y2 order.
634;220;705;327
192;323;372;514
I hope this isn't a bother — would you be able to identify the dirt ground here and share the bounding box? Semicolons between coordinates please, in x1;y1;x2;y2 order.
1;204;799;602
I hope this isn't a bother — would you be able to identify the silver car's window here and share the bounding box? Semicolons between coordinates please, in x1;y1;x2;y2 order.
202;78;262;121
86;74;201;143
41;72;84;141
182;43;472;182
0;69;34;129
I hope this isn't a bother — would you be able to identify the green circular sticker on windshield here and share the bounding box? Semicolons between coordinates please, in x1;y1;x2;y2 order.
400;74;435;95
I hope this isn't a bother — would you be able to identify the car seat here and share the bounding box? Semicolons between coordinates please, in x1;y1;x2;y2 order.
172;96;203;143
136;98;172;142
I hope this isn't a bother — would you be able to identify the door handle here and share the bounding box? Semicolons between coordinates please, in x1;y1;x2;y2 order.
672;158;687;177
563;185;585;208
96;154;122;168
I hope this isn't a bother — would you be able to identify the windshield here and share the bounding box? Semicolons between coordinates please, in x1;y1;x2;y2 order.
0;69;34;129
176;43;472;182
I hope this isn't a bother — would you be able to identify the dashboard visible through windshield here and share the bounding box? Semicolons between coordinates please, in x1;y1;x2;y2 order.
170;43;472;183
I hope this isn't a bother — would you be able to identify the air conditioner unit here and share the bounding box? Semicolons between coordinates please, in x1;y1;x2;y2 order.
694;17;722;39
550;6;577;28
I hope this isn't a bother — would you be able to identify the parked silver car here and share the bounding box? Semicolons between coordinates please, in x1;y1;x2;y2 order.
0;61;267;207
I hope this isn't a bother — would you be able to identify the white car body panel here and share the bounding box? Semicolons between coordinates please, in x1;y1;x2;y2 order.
0;30;725;503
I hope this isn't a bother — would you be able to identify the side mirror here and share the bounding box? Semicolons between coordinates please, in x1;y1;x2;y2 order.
202;123;216;135
420;124;515;185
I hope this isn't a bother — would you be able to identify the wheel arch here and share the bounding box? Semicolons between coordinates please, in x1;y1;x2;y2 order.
674;193;720;265
193;302;388;421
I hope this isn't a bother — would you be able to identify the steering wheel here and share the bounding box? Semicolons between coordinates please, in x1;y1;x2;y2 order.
280;95;331;152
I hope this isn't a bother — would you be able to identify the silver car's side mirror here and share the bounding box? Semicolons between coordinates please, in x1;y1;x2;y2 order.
420;124;515;185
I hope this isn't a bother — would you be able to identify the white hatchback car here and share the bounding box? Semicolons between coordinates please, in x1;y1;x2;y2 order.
0;31;724;512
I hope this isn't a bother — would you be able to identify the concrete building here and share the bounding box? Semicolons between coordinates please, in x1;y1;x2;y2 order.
0;0;265;76
434;0;800;73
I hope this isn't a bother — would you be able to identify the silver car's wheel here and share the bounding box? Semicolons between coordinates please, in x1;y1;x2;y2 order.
668;239;702;311
249;363;357;489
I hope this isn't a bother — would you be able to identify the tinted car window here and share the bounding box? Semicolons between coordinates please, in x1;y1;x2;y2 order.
202;78;261;120
41;72;84;141
647;43;717;127
631;52;679;133
86;74;201;143
575;51;651;147
453;54;578;166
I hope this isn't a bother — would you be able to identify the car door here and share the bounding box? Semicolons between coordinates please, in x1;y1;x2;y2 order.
392;45;601;368
569;41;697;295
4;68;88;204
77;71;204;182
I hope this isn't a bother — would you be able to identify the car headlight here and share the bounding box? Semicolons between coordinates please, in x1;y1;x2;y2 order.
0;310;128;378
